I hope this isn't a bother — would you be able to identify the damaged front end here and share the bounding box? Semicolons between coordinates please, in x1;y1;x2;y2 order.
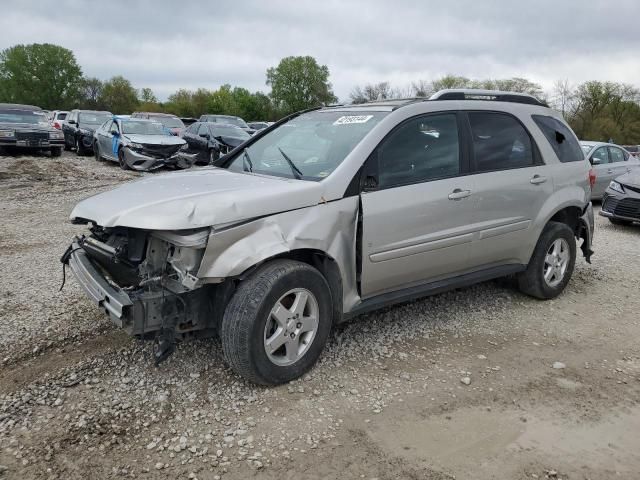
61;224;221;363
122;143;188;171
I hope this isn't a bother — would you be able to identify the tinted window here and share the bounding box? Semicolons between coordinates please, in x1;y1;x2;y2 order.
377;113;460;188
198;124;209;136
469;112;534;172
532;115;583;163
57;112;68;120
608;147;625;163
591;147;609;164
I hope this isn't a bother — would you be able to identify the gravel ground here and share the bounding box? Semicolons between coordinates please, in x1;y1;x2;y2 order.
1;151;640;480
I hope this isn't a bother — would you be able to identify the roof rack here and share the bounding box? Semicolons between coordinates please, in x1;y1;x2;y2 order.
429;89;548;107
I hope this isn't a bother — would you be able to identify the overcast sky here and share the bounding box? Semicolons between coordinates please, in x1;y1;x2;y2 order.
2;0;639;101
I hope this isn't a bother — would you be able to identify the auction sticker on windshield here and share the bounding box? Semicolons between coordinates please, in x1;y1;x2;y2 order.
333;115;373;125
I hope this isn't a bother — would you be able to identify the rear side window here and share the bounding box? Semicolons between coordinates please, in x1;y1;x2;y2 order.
591;147;609;164
57;112;67;120
468;112;534;172
532;115;583;163
608;147;625;163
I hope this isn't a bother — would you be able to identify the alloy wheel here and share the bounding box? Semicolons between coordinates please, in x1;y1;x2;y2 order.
543;238;570;288
263;288;319;366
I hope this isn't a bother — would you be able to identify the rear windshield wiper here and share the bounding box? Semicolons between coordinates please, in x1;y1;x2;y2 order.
243;148;253;172
277;147;303;180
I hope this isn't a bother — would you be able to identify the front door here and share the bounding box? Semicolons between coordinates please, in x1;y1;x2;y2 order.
360;112;476;298
590;146;613;198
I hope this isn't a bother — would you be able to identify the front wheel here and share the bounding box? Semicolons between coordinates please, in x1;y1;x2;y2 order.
94;141;102;161
76;137;87;156
50;147;62;157
221;260;333;385
517;221;576;299
209;148;219;164
118;148;130;170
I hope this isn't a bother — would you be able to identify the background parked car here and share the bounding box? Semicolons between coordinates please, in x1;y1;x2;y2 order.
181;117;198;127
198;114;255;135
47;110;69;130
182;121;250;164
0;103;64;156
599;170;640;226
63;109;112;155
580;141;640;199
622;145;640;158
131;112;185;136
93;117;188;171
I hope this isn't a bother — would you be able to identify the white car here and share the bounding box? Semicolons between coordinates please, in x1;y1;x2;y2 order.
48;110;69;130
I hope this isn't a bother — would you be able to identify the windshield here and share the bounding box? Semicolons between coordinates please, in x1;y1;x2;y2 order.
121;120;166;135
227;110;387;180
79;113;111;125
211;125;251;139
0;109;46;124
151;116;184;129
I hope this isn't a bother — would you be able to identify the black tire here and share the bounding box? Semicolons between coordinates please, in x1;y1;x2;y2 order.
118;148;130;170
517;221;576;300
609;217;632;226
50;147;62;157
221;260;333;385
76;136;88;156
94;141;101;161
63;138;72;151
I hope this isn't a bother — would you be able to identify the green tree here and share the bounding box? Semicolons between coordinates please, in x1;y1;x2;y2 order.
99;76;139;114
139;87;157;103
165;89;195;117
266;56;336;114
0;43;83;109
79;77;104;109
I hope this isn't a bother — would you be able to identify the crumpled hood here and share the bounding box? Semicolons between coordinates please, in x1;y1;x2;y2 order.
70;167;324;230
124;134;186;145
618;171;640;187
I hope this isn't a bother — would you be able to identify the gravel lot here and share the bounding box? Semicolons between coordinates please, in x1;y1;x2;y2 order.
1;151;640;480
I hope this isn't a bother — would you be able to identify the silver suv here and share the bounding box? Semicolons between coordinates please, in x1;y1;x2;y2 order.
62;89;594;385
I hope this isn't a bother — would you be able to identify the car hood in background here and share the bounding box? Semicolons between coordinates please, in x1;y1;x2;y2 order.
70;167;323;230
617;171;640;187
124;134;186;145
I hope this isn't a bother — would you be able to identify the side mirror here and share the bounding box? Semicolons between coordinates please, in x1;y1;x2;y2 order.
591;158;601;165
199;133;210;139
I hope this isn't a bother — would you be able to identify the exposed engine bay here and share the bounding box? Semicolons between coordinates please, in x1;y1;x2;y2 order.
62;225;230;364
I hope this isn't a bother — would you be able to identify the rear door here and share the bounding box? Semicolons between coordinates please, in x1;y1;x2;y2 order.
360;112;476;298
463;111;554;268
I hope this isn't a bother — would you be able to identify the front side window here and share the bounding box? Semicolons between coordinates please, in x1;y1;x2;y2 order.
608;147;625;163
226;110;387;181
532;115;583;163
591;147;609;165
376;113;460;188
469;112;534;172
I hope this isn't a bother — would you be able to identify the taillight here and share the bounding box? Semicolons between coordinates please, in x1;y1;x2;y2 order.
54;122;60;129
588;168;596;189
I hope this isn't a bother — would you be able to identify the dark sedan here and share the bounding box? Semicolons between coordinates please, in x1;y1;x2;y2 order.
182;122;250;164
0;103;64;156
600;171;640;226
63;109;112;155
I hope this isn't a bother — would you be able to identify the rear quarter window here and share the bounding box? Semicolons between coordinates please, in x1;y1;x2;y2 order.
532;115;584;163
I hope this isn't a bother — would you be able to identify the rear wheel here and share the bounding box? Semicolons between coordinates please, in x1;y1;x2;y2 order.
221;260;333;385
609;217;632;226
517;221;576;299
118;148;130;170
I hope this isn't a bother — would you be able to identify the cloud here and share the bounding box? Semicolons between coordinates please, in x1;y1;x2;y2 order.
1;0;639;101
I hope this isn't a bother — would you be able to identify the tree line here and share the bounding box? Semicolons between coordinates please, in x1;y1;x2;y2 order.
1;43;639;143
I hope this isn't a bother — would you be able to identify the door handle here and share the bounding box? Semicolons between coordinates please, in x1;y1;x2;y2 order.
448;188;471;200
530;175;547;185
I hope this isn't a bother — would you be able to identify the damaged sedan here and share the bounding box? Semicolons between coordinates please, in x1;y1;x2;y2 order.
93;117;190;171
63;90;594;385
